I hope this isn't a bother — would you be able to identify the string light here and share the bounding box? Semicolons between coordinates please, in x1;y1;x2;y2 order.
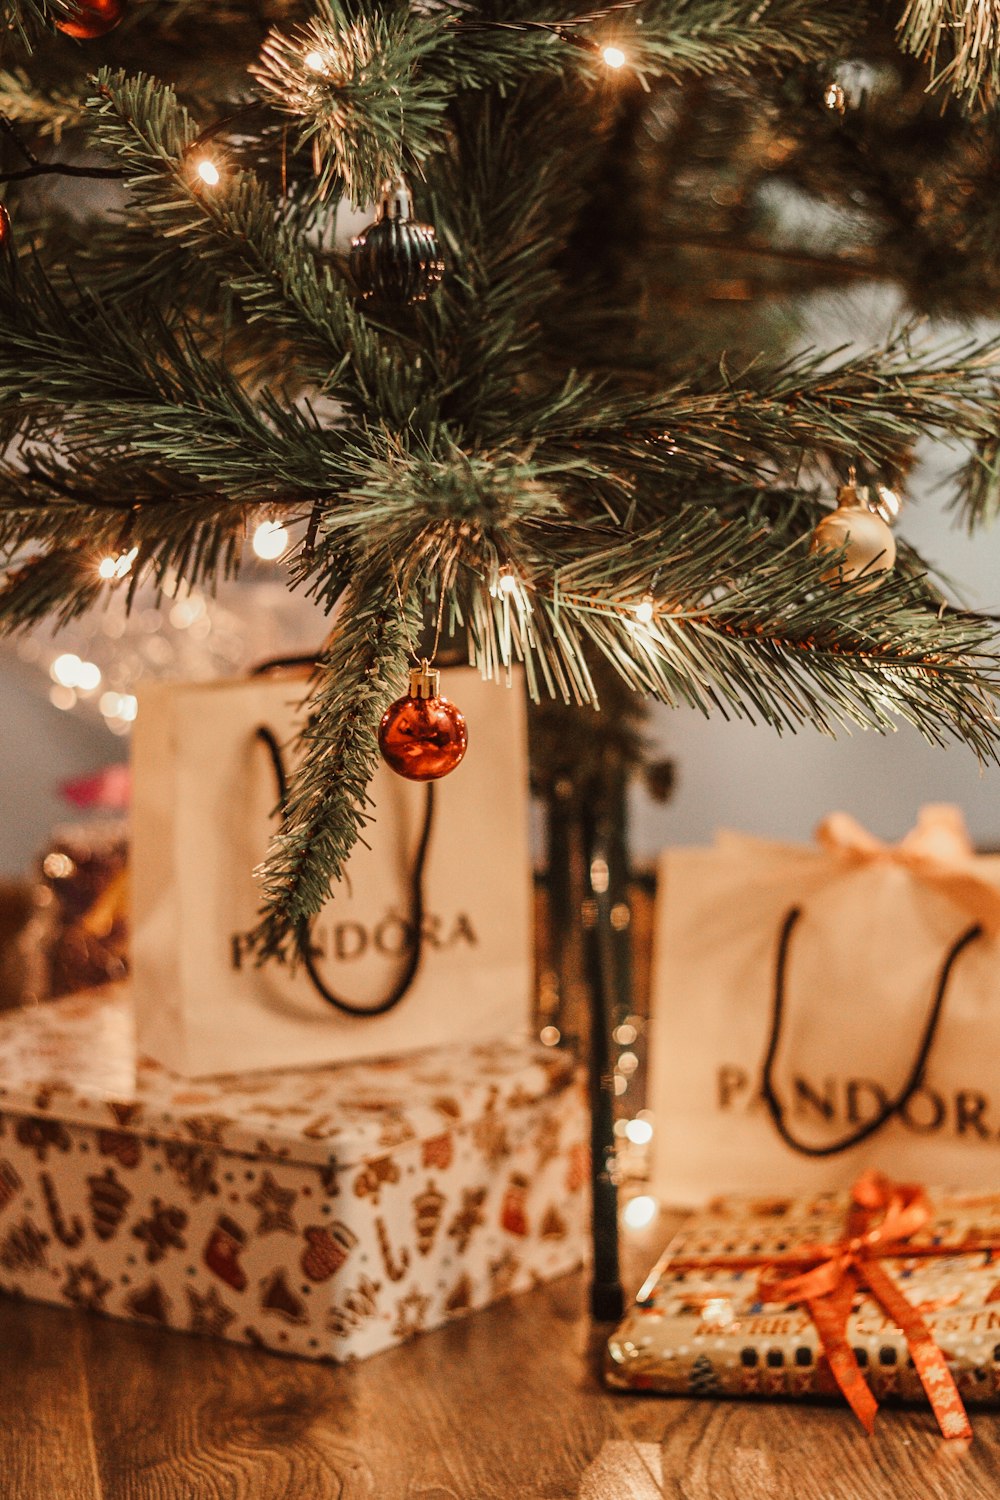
252;520;289;560
98;546;138;581
624;1118;653;1146
539;1024;561;1047
623;1195;658;1229
51;653;101;691
497;567;518;596
823;80;846;113
51;653;82;688
304;49;326;72
874;484;901;521
100;691;138;724
602;45;626;69
196;159;220;187
634;593;655;625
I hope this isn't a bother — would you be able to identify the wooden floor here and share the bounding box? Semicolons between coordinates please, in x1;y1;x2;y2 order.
0;1212;997;1500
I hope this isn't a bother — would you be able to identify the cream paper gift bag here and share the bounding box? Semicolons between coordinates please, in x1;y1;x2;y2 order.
130;666;533;1076
649;806;1000;1205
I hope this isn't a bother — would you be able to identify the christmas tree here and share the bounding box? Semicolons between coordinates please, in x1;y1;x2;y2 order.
2;0;1000;959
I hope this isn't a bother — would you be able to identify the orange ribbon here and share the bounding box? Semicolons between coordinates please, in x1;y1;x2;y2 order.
756;1171;977;1439
667;1172;1000;1440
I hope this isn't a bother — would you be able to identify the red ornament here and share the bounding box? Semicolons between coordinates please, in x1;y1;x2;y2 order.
378;662;468;781
56;0;124;38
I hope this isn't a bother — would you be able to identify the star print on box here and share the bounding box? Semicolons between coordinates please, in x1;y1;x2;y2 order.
248;1172;297;1236
392;1288;431;1340
187;1283;236;1338
62;1258;112;1310
0;988;588;1364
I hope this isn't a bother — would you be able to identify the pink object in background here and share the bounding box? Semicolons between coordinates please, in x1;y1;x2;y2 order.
60;764;131;811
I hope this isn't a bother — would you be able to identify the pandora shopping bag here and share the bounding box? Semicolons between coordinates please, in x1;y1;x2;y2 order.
649;807;1000;1204
131;666;533;1076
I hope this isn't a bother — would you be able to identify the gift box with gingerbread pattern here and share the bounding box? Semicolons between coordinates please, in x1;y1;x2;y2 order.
0;987;589;1361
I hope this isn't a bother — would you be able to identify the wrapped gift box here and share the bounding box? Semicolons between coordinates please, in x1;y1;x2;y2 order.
606;1186;1000;1413
0;988;589;1360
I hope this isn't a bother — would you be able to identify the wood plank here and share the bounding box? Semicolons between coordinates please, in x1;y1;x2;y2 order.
72;1269;662;1500
3;1219;1000;1500
613;1396;1000;1500
78;1310;381;1500
330;1271;662;1500
0;1299;102;1500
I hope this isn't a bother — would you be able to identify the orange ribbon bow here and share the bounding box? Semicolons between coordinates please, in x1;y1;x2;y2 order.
816;804;1000;938
757;1171;975;1440
666;1171;1000;1438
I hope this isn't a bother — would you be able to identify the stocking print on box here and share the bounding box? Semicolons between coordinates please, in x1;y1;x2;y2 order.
130;667;533;1077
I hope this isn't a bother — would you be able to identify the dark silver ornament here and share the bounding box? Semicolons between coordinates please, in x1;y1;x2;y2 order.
349;175;445;306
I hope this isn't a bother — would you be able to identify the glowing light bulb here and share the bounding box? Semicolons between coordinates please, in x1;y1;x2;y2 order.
76;661;102;692
875;485;900;520
539;1024;561;1047
634;594;655;625
823;80;846;112
253;520;289;561
196;159;220;187
498;569;518;596
51;653;82;688
602;45;626;69
98;546;138;581
304;49;326;72
624;1118;653;1146
623;1194;658;1229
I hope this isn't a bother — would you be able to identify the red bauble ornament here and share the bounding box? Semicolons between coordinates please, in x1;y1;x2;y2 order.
378;662;468;782
56;0;124;38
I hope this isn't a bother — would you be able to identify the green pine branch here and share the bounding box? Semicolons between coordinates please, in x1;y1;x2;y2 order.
252;579;420;957
896;0;1000;110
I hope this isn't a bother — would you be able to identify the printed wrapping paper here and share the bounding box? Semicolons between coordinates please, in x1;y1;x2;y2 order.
0;988;589;1361
606;1186;1000;1414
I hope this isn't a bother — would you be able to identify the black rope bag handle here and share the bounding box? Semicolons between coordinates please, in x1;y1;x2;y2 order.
760;905;983;1158
253;710;434;1019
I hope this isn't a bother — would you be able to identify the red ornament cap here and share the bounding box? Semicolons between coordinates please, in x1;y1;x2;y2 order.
56;0;125;38
378;662;468;782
